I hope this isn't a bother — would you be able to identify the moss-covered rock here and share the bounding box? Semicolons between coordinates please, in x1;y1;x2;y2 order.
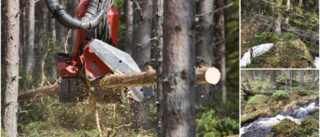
245;95;269;113
271;90;290;100
271;118;304;137
301;117;319;134
247;33;316;68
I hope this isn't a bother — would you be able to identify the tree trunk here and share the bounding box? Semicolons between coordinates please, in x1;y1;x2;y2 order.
299;0;303;8
300;70;304;86
131;0;153;130
289;70;292;86
312;70;316;82
47;9;56;41
152;0;164;135
252;70;256;82
35;0;45;72
271;71;277;87
162;0;196;136
67;0;78;47
26;0;35;73
285;0;290;24
125;0;133;56
19;0;25;69
215;0;226;103
274;17;281;36
196;0;214;103
4;0;20;136
55;0;66;44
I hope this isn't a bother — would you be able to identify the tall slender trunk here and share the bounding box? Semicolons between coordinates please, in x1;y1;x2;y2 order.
4;0;20;136
125;0;133;56
152;0;163;135
47;9;56;41
162;0;196;136
26;0;35;73
289;70;292;86
285;0;290;24
131;0;153;130
196;0;214;103
67;0;78;48
300;70;304;86
215;0;226;103
35;0;45;72
55;0;66;44
252;70;256;82
19;0;25;69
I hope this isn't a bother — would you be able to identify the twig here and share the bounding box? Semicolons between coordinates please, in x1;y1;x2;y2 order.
95;105;102;137
40;48;51;87
213;3;233;13
64;30;72;53
131;0;144;20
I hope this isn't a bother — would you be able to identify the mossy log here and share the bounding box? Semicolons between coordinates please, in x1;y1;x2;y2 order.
18;67;220;101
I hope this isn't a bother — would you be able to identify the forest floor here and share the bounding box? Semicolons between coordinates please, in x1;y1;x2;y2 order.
241;78;319;136
241;16;319;68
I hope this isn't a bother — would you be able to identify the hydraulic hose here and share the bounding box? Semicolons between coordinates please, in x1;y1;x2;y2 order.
46;0;107;30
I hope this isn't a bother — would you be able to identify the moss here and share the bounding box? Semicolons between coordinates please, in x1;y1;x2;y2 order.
245;95;269;113
301;117;319;134
271;118;304;137
279;32;299;41
292;86;308;96
271;90;290;100
247;35;315;68
241;110;269;125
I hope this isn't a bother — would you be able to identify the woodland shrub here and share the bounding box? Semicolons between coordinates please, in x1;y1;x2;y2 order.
271;118;304;137
245;95;269;112
271;90;289;100
196;110;238;137
301;117;319;134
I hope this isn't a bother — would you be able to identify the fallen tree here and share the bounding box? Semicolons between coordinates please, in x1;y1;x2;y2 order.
247;14;319;44
18;67;220;101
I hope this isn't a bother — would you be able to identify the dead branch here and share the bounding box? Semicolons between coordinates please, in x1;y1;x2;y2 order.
40;49;51;87
18;67;220;101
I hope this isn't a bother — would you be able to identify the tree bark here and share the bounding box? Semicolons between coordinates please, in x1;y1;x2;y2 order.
47;8;56;41
19;67;219;102
131;0;153;130
152;0;163;135
271;71;277;87
289;70;292;86
252;70;256;82
55;0;66;44
285;0;290;24
162;0;196;136
300;70;304;86
125;0;133;56
26;0;35;73
35;0;45;72
67;0;78;47
215;0;227;103
274;17;281;36
4;0;20;136
196;0;214;104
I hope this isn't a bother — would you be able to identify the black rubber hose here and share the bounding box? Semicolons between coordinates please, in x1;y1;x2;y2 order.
46;0;106;30
54;53;70;62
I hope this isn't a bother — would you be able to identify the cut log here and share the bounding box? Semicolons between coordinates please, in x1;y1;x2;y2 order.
18;67;220;101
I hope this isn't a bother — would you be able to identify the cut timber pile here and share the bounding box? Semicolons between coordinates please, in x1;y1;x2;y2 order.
18;67;220;101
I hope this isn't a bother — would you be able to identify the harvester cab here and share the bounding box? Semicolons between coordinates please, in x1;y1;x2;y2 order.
46;0;153;103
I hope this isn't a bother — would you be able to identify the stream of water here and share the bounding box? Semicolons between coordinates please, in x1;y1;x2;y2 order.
241;100;319;137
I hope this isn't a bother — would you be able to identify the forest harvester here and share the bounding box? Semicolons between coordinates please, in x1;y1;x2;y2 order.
45;0;153;103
